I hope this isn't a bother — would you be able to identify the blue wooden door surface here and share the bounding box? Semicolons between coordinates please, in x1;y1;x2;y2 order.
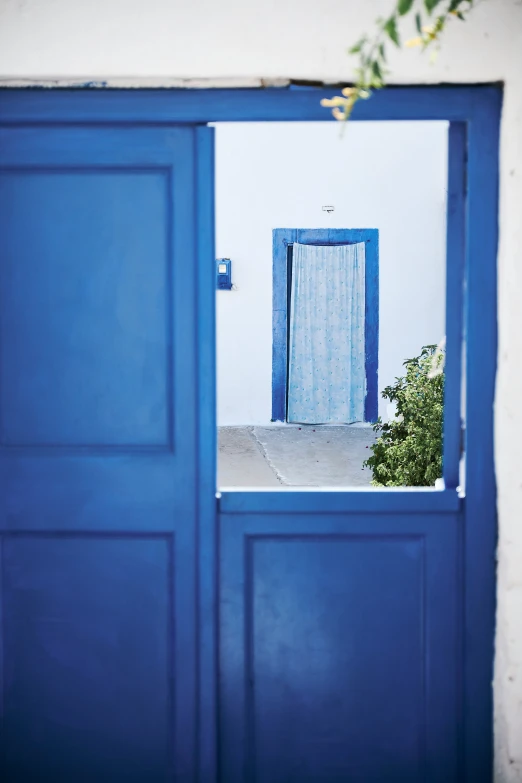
0;125;207;782
0;87;499;783
218;492;461;783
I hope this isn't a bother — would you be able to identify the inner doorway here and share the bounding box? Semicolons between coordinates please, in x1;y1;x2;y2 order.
214;120;448;489
272;227;378;425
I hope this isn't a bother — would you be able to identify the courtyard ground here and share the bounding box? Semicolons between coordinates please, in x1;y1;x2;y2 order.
218;425;376;488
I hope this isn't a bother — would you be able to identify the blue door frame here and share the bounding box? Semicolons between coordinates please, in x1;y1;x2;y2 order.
0;85;500;783
271;227;379;423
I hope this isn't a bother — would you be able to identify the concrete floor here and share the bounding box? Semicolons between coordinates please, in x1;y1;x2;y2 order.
218;425;376;488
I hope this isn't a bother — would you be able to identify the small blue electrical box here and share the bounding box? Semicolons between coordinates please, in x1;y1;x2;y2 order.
216;258;232;290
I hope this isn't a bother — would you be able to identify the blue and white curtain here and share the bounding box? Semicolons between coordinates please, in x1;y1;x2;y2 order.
287;242;366;424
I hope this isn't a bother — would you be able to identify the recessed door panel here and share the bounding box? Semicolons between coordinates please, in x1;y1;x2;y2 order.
219;510;460;783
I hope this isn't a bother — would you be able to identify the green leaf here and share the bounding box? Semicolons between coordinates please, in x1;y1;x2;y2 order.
384;16;400;46
348;36;366;54
365;343;444;486
372;60;383;81
379;42;386;62
435;13;446;30
398;0;414;15
424;0;442;13
415;12;422;32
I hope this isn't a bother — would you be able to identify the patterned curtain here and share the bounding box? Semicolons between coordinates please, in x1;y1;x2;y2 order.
287;242;366;424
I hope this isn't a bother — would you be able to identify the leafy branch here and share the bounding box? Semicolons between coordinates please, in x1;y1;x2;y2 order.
363;345;445;487
321;0;477;120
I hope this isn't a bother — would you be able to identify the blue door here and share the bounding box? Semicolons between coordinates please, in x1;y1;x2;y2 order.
0;87;499;783
0;125;210;782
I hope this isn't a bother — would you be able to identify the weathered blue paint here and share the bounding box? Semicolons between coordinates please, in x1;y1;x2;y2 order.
0;85;500;783
195;126;217;783
272;228;379;422
462;89;501;783
443;123;467;489
72;81;110;89
272;228;296;420
219;488;461;515
0;85;496;124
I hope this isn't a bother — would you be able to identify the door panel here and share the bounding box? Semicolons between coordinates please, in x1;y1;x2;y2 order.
219;507;460;783
0;168;170;447
2;535;174;782
0;126;204;782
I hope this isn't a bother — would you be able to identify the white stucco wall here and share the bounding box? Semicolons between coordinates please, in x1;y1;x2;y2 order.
214;121;447;426
0;0;521;779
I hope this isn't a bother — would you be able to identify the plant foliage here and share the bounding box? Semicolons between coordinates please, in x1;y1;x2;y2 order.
363;345;444;487
321;0;477;121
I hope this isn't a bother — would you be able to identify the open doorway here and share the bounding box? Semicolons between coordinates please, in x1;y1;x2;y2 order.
214;120;448;488
271;227;379;425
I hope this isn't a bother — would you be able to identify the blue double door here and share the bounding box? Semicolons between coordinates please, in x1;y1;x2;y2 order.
0;118;462;782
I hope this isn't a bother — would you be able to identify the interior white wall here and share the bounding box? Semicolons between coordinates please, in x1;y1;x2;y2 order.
1;1;521;778
215;121;447;426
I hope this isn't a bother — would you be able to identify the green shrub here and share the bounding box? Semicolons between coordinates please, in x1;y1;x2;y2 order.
363;345;444;487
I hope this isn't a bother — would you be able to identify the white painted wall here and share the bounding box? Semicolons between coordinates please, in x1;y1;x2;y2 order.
0;0;521;778
215;121;447;425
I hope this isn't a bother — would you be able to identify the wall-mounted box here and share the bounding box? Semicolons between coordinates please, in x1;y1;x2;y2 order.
216;258;232;290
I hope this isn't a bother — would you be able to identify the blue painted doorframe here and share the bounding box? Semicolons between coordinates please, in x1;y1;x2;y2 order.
0;85;500;783
271;228;379;423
